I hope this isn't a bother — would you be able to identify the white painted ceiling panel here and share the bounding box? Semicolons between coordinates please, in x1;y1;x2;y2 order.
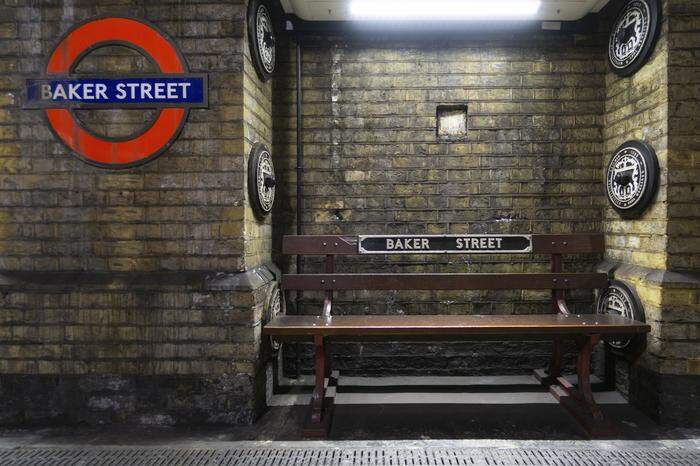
281;0;610;22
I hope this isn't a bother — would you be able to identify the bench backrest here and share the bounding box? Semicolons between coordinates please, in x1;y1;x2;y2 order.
281;234;607;314
284;234;603;256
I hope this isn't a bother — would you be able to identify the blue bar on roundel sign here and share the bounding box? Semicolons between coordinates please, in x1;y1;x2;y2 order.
24;75;208;108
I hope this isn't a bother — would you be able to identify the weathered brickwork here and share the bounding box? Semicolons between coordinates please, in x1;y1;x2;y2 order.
275;38;606;243
603;4;669;271
242;3;274;270
270;6;698;425
601;0;670;385
273;31;607;375
0;1;274;426
0;274;271;425
600;0;699;426
667;0;700;272
662;0;700;424
0;0;697;428
1;3;248;272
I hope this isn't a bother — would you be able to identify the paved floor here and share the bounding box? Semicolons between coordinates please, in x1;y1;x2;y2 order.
2;403;691;445
266;374;697;441
0;436;698;465
0;374;698;464
0;404;698;465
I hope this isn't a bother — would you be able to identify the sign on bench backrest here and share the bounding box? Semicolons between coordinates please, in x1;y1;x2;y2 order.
358;234;532;254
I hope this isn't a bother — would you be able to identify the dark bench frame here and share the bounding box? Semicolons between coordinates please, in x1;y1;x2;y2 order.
263;234;650;438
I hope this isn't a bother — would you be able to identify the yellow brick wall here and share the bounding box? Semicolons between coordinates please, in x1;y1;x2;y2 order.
663;0;700;379
603;10;669;270
272;28;608;375
667;0;700;272
242;0;274;270
602;0;699;383
0;4;248;272
0;1;274;425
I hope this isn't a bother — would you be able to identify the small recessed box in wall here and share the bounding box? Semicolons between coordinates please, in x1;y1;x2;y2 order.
436;104;468;141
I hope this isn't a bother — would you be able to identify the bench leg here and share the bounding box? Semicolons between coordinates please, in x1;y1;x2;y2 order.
534;338;564;386
550;335;616;438
303;335;334;438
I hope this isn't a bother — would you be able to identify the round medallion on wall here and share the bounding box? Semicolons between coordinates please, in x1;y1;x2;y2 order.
608;0;661;77
605;140;659;218
248;142;276;218
596;280;645;350
265;285;285;351
248;0;277;82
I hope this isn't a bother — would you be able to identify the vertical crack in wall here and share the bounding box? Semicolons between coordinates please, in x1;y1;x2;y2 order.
330;42;343;171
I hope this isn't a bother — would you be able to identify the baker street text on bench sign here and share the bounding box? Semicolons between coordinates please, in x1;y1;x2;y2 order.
358;235;532;254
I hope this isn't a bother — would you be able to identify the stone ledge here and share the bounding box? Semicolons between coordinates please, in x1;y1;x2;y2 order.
207;263;281;291
0;264;281;292
596;260;700;289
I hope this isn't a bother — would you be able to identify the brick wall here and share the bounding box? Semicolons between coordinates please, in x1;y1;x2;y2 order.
667;0;700;272
599;0;699;426
600;0;670;400
1;3;247;272
272;4;698;425
273;30;607;375
0;1;274;426
243;4;274;270
602;1;669;271
0;276;268;425
661;0;700;423
1;0;697;427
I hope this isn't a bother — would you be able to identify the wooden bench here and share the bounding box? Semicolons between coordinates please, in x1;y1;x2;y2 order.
263;234;650;438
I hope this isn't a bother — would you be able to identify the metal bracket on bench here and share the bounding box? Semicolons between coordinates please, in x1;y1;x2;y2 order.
323;296;332;321
556;296;570;315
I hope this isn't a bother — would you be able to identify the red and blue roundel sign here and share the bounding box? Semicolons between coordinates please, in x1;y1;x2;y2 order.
25;17;207;169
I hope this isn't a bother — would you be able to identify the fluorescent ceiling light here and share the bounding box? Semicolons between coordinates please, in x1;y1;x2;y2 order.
350;0;541;21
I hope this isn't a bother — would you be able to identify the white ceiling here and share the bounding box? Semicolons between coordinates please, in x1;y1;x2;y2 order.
280;0;610;22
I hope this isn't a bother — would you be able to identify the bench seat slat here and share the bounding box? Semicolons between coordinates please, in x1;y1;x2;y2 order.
282;273;608;291
263;314;650;338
